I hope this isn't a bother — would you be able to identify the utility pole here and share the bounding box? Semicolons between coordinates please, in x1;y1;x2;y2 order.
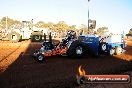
87;0;90;32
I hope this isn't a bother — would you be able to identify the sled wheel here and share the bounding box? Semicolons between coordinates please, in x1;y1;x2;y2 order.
37;54;45;62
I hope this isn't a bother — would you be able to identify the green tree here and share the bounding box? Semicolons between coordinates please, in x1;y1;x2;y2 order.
46;22;54;29
69;25;76;31
0;16;22;29
80;24;88;35
97;27;109;35
35;21;55;31
1;17;14;29
54;21;69;32
128;28;132;35
35;21;46;28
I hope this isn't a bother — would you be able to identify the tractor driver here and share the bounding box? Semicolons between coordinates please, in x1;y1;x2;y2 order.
67;30;76;40
61;30;76;46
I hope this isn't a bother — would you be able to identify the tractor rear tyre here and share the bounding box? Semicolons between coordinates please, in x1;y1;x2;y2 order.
67;41;84;58
31;35;42;42
8;31;21;42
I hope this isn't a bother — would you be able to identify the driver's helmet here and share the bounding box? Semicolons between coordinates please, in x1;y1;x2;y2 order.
67;30;76;39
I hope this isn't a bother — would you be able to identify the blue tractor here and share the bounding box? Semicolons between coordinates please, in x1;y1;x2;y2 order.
66;19;126;57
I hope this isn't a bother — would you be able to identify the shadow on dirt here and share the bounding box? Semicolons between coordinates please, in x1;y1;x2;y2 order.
0;40;132;88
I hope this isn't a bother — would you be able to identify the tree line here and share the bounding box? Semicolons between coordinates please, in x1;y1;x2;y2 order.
1;16;131;36
0;17;88;33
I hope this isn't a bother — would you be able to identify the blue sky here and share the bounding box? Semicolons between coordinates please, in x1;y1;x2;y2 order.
0;0;132;33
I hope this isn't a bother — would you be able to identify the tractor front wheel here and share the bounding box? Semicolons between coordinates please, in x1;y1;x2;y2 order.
109;48;115;56
115;46;122;55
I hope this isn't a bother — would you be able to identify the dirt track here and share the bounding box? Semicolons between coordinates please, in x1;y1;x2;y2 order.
0;40;132;88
